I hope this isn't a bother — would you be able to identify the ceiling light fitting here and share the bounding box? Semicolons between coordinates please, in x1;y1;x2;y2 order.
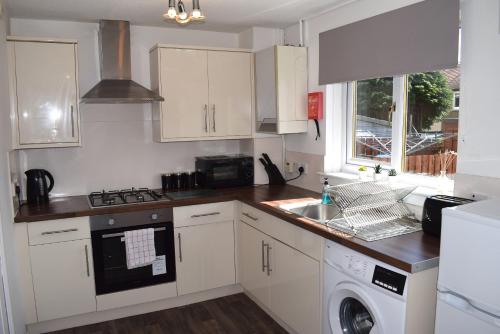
163;0;205;25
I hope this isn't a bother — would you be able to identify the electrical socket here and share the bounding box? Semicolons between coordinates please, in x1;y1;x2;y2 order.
295;162;309;175
285;161;294;173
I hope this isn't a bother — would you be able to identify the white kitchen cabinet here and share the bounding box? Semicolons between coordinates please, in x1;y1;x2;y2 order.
270;238;320;334
8;37;81;149
207;51;252;137
174;203;236;295
238;221;272;310
150;45;253;142
157;48;209;140
238;217;321;334
30;238;96;322
255;45;308;134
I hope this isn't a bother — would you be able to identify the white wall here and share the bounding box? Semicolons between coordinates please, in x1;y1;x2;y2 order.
10;19;243;196
0;5;25;334
456;0;500;179
238;26;283;51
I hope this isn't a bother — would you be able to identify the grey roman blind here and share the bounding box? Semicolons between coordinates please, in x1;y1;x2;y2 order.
318;0;460;85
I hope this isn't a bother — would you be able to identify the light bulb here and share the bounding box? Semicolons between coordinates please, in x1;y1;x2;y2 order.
190;0;204;20
191;9;202;19
166;7;177;18
177;0;188;20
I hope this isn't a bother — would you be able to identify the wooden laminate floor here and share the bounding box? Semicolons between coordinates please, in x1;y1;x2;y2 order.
49;294;289;334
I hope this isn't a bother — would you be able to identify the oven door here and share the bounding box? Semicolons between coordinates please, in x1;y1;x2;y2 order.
91;222;176;295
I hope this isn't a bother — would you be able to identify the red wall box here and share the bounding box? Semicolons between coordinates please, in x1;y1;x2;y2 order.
308;92;324;120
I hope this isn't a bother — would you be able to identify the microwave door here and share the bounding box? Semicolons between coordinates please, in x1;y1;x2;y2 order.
212;164;239;181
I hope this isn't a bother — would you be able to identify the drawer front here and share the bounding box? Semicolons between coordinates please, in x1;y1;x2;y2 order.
174;201;234;227
28;217;90;245
239;203;268;230
239;203;322;261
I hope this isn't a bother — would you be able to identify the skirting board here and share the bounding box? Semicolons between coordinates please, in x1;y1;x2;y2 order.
27;284;243;334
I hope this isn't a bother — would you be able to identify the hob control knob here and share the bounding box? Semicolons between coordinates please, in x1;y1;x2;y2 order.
151;213;159;220
108;218;115;226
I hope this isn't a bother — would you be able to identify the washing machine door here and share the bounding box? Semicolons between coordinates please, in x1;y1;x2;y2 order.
327;282;383;334
339;297;378;334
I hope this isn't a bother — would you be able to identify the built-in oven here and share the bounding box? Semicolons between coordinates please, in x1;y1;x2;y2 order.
90;208;176;295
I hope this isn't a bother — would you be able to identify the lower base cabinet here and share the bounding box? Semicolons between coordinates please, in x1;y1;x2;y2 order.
238;221;320;334
175;221;236;295
30;238;97;322
238;221;272;309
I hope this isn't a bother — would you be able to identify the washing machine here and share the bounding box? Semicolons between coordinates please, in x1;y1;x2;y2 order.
323;240;409;334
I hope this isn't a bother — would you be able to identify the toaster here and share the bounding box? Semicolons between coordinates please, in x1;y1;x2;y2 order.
422;195;474;237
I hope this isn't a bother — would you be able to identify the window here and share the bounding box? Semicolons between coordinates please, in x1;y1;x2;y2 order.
346;69;459;176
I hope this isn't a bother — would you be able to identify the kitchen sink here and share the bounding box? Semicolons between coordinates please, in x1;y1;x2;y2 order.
280;200;341;224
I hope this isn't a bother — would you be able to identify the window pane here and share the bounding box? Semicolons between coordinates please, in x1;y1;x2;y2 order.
353;77;393;163
404;69;459;175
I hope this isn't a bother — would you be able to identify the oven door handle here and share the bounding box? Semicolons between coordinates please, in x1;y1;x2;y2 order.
101;227;166;239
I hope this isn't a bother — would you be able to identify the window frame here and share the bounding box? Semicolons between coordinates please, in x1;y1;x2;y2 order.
344;75;407;173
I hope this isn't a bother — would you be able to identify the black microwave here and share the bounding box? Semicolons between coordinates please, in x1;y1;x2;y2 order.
195;154;254;188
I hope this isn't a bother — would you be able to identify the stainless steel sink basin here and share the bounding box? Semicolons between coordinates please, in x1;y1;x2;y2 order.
280;200;341;224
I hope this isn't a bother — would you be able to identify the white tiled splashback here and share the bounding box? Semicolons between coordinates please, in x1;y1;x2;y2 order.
17;104;242;196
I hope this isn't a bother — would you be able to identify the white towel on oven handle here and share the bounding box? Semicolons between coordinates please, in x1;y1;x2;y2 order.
124;228;156;269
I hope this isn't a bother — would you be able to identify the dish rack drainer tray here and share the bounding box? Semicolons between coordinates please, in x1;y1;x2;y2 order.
325;181;422;241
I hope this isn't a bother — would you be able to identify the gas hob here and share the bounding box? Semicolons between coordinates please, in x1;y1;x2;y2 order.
88;188;170;208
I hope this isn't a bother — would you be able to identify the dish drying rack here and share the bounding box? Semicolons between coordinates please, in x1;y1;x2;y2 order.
325;181;422;241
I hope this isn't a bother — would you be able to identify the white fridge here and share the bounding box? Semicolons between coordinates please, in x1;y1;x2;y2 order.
436;199;500;333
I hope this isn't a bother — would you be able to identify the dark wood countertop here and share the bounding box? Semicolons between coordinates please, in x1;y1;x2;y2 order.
15;185;440;273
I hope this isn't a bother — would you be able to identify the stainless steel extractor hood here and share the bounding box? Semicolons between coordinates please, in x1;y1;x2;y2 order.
81;20;164;104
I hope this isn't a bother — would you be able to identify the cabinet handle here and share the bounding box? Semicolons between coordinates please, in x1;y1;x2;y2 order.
190;212;220;218
204;104;208;133
70;105;75;138
41;228;78;235
178;233;183;262
266;244;272;276
261;240;266;272
212;105;216;132
242;212;258;221
84;244;90;277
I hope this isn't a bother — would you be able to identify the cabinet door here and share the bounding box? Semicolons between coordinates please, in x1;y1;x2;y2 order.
30;239;96;321
160;48;209;139
14;42;79;145
207;51;252;137
270;239;320;334
238;221;271;309
276;46;308;122
175;221;235;295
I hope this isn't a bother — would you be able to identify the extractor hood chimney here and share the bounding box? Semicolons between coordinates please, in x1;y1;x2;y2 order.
81;20;164;104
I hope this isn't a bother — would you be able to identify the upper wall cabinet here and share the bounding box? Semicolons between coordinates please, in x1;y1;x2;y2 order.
8;37;81;149
150;45;253;142
255;45;308;135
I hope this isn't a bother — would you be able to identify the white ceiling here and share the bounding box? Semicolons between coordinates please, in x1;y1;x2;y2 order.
6;0;351;32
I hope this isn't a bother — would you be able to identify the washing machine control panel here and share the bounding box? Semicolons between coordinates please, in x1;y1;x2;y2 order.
343;254;374;281
371;265;406;296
